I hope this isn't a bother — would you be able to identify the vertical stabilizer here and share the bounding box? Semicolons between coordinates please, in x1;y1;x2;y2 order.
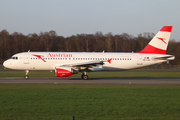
138;26;172;54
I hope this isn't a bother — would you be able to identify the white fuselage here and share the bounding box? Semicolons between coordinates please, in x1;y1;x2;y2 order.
3;52;174;71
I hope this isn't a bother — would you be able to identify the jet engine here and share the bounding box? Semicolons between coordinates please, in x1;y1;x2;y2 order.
55;67;78;77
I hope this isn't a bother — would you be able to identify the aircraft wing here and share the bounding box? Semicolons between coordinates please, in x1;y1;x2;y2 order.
60;60;105;67
59;59;112;71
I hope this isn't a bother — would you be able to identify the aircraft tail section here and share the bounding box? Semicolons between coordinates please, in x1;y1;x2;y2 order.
138;26;172;54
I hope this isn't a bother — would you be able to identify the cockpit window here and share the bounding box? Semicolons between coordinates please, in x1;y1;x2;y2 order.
10;56;18;60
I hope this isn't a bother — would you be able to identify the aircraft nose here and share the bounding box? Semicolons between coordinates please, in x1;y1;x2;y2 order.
3;60;9;68
3;60;7;68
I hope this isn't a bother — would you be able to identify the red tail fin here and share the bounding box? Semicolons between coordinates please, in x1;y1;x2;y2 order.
138;26;172;54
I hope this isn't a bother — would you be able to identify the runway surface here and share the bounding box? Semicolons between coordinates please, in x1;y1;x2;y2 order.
0;77;180;85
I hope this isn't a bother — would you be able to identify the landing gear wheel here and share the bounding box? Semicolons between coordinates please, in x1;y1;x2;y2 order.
24;75;29;79
82;75;88;80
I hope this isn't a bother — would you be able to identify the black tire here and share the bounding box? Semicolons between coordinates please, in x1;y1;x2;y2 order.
82;75;88;80
81;74;84;79
24;75;29;79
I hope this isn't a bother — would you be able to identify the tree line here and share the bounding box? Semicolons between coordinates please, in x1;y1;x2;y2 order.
0;29;180;65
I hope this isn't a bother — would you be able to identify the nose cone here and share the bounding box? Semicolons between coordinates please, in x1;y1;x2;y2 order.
3;60;17;69
3;60;12;69
3;60;8;68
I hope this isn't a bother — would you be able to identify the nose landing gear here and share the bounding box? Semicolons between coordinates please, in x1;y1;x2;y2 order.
24;70;29;79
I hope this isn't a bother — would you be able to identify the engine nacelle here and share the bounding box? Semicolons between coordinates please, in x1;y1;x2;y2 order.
55;67;78;77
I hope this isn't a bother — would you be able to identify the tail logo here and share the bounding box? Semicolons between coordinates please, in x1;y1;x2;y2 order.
32;54;46;62
156;37;167;44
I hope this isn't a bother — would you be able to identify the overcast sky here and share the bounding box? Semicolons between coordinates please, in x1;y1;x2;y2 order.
1;0;180;40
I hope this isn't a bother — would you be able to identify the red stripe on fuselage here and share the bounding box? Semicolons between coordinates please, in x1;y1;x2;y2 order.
160;26;172;32
138;44;166;54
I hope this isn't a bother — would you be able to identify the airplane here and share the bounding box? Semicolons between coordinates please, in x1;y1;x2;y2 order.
3;26;175;80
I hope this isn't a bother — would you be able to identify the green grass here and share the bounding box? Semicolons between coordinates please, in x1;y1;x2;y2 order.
0;85;180;120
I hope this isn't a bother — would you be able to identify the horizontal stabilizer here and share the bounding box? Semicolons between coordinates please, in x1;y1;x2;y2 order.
153;55;175;61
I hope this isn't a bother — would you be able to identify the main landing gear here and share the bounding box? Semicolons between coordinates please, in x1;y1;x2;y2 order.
81;72;88;80
24;70;29;79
